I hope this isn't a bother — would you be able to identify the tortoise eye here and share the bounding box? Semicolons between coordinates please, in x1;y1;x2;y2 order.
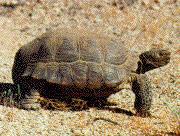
159;52;164;56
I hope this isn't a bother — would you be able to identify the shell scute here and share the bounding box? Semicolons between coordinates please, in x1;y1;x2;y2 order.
55;37;79;62
79;38;102;63
104;41;128;65
87;63;104;89
71;61;88;88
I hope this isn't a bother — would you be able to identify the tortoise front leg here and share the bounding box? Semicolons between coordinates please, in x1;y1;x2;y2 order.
131;74;152;117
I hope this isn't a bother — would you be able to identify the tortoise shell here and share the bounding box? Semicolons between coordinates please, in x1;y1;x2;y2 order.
12;28;138;90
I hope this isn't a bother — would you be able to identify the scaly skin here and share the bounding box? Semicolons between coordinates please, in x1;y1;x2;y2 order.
20;79;44;110
132;74;152;117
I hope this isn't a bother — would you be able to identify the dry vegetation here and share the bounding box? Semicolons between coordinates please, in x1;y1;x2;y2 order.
0;0;179;135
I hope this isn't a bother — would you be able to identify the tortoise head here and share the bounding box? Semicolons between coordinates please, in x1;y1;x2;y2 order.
136;49;171;74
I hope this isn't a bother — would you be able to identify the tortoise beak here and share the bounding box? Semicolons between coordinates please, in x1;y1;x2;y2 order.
159;49;171;58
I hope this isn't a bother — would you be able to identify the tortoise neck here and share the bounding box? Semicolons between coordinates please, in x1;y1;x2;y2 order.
136;60;159;74
136;60;144;74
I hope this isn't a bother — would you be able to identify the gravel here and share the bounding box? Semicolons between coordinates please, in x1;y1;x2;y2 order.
0;0;179;135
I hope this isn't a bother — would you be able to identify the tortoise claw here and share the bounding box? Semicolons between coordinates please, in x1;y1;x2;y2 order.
21;103;41;110
21;99;41;110
135;111;151;118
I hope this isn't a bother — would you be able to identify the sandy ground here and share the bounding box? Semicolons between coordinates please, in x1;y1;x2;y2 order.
0;0;179;135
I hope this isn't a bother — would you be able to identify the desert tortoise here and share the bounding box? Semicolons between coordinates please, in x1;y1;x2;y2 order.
12;28;170;117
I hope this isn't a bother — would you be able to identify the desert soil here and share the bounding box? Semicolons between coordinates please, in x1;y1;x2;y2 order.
0;0;179;135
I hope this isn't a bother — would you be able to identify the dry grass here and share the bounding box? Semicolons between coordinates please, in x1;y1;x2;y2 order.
0;85;21;108
39;97;70;111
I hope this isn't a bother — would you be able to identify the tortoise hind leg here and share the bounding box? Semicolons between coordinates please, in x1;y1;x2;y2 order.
131;74;152;117
20;80;44;110
21;88;41;110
